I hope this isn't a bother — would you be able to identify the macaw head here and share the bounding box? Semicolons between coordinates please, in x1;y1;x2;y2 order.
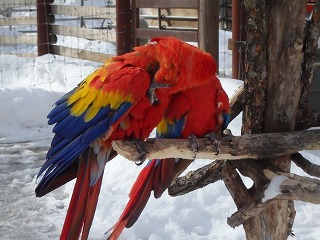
149;37;218;94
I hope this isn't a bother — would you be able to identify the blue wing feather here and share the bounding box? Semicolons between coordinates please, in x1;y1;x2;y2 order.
37;101;133;185
48;103;70;125
223;113;230;130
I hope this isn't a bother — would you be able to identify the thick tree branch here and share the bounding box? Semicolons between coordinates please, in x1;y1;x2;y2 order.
292;152;320;178
112;129;320;162
168;160;225;196
227;169;320;228
221;161;253;209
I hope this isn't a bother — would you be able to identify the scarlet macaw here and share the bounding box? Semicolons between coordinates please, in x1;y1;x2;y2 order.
107;76;230;239
35;37;218;240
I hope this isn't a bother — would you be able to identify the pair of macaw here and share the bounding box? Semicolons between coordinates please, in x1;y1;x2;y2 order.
35;37;230;240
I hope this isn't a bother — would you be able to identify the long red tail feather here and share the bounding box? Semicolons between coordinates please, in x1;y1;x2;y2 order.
107;158;176;240
60;149;103;240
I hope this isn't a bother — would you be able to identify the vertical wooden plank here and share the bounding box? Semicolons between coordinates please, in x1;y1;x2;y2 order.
37;0;51;56
116;0;133;55
198;0;219;72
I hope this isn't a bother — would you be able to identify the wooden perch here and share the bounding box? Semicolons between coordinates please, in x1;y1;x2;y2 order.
227;169;320;228
112;129;320;162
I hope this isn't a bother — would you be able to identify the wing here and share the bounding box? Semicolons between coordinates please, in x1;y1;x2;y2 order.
36;61;151;195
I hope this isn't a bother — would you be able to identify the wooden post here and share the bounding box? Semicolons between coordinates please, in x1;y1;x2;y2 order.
116;0;133;55
132;0;140;47
231;0;246;79
37;0;52;56
231;0;240;79
198;0;219;71
240;1;305;239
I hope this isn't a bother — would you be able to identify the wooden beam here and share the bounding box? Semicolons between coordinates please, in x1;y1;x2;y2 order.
0;16;37;26
50;45;113;63
50;25;116;42
135;28;198;42
50;5;116;18
135;0;197;9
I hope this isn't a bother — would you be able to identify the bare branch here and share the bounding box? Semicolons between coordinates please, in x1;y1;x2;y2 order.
168;160;225;196
229;85;244;122
292;152;320;178
227;169;320;228
287;200;296;237
112;129;320;162
221;161;253;209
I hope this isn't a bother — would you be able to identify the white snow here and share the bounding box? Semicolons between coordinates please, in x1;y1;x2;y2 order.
1;32;320;240
262;175;289;202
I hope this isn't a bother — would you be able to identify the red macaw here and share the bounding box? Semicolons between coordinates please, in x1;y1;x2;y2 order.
35;37;218;240
107;76;230;240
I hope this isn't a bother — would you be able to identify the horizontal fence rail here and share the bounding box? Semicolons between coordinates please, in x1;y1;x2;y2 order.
0;35;37;45
135;0;198;9
135;28;198;42
50;5;116;18
50;45;113;63
50;25;116;42
0;0;36;8
0;16;37;26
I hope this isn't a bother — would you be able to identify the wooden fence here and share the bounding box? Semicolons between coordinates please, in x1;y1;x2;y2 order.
0;0;117;62
0;0;38;57
0;0;232;65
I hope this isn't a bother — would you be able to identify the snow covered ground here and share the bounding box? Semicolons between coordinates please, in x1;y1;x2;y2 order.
1;33;320;239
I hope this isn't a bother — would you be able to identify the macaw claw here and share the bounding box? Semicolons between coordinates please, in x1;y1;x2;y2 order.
204;132;220;155
133;140;147;165
188;134;199;159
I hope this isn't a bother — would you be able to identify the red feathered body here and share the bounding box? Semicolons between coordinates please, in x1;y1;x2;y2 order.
107;76;230;239
36;37;219;240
